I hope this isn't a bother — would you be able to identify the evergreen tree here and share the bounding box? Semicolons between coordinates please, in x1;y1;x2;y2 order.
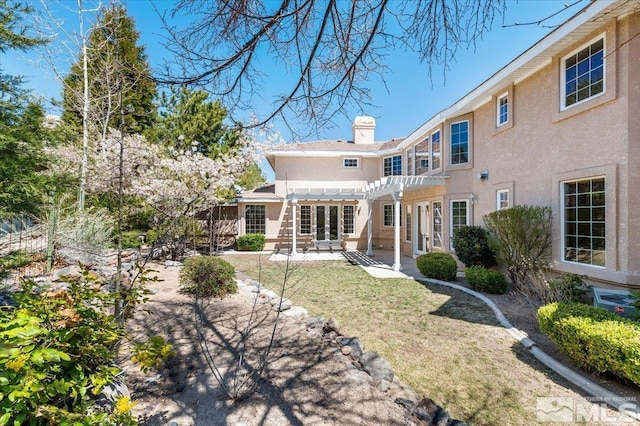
61;3;156;135
151;87;242;158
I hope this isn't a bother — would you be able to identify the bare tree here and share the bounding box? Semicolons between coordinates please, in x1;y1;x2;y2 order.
156;0;506;135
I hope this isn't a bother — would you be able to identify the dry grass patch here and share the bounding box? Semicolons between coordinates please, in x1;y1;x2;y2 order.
224;253;614;425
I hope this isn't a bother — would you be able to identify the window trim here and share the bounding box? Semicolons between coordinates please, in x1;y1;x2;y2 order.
299;204;312;235
431;129;441;172
405;204;412;242
245;204;266;235
432;201;443;248
496;92;508;127
449;199;470;251
383;154;403;177
496;189;510;210
342;204;355;235
560;176;606;268
560;34;606;111
450;120;470;166
343;157;359;169
382;204;401;228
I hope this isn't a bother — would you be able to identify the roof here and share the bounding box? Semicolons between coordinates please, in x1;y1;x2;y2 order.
235;183;284;203
269;138;405;154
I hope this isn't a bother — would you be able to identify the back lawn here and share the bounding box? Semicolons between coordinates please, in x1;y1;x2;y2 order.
223;253;628;426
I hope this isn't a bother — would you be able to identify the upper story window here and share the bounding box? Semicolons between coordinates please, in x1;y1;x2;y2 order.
383;155;402;176
414;138;429;175
431;130;441;170
343;158;359;168
406;149;413;176
497;93;508;126
562;37;604;109
496;189;510;210
450;121;469;165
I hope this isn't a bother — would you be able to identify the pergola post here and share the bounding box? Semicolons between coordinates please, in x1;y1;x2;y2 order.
392;190;403;271
291;198;297;254
366;199;373;256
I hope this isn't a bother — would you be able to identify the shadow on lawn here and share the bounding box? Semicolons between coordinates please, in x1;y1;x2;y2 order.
125;283;412;426
422;280;500;327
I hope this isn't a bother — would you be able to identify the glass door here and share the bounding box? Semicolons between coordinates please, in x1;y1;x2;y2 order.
415;202;430;255
315;205;340;243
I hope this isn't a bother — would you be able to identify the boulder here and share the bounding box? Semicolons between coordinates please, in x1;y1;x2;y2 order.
323;317;340;334
336;336;364;359
306;316;325;330
360;351;394;382
52;265;82;282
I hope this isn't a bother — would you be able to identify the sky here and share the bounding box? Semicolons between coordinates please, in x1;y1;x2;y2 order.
2;0;592;179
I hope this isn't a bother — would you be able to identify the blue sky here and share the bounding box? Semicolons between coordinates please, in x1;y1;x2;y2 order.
3;0;589;177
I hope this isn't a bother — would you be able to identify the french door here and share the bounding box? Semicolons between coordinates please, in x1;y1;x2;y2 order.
315;205;339;243
415;202;430;255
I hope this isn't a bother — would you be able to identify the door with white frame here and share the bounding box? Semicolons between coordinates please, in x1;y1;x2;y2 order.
414;202;430;255
315;205;340;245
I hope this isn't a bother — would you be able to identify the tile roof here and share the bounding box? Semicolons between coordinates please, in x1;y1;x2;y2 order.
269;138;405;153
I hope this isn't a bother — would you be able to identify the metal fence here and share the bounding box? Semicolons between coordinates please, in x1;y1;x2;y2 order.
0;215;49;280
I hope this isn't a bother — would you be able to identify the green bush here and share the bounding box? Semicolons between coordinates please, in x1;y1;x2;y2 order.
547;274;587;303
465;266;507;294
416;253;458;281
179;256;237;298
538;302;640;386
452;226;496;268
118;230;143;249
236;233;265;251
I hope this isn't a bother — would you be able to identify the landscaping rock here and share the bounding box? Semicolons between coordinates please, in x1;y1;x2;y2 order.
414;397;451;426
270;297;292;311
52;265;82;281
282;305;308;319
323;317;340;334
164;260;183;267
341;346;352;356
336;336;364;359
360;351;394;382
305;316;325;330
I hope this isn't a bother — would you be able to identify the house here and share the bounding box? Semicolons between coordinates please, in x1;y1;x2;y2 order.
236;0;640;289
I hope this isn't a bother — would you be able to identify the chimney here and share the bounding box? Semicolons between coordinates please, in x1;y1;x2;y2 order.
352;116;376;144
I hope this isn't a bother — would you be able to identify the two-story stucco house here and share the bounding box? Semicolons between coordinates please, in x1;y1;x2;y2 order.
236;0;640;289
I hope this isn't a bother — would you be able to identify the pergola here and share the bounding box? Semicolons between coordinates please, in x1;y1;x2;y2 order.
287;175;448;271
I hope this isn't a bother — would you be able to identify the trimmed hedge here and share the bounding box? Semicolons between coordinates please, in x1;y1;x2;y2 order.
538;302;640;386
465;266;507;294
452;226;496;268
179;256;237;298
236;233;265;251
416;253;457;281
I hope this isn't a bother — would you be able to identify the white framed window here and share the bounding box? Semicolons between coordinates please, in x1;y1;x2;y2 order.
496;189;510;210
343;158;359;168
431;130;441;171
405;205;412;242
406;149;414;176
383;155;402;176
449;200;469;250
497;93;508;126
343;205;355;235
450;121;469;165
414;138;429;175
562;176;605;267
432;202;442;248
245;205;266;234
300;205;312;234
383;204;401;227
561;36;604;110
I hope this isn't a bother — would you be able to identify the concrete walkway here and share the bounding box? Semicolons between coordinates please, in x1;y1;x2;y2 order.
265;248;639;415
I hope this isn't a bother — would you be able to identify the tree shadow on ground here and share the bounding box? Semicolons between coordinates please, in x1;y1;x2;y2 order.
123;272;415;426
422;280;500;327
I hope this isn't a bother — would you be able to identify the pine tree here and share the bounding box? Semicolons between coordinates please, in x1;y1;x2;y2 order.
61;3;156;135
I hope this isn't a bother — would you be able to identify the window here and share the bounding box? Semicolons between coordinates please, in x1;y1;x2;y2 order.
431;130;441;170
414;138;429;175
562;37;604;109
383;204;401;227
496;190;510;210
343;205;355;234
450;121;469;165
300;205;312;234
343;158;358;168
383;155;402;176
450;200;469;249
432;202;442;248
245;205;265;234
405;205;412;242
497;93;508;126
562;177;605;267
406;149;413;176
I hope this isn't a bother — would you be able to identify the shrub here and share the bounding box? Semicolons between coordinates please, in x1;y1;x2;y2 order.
236;233;265;251
118;230;143;249
547;274;587;303
452;226;496;268
179;256;237;298
538;302;640;386
465;266;507;294
483;205;552;298
416;253;457;281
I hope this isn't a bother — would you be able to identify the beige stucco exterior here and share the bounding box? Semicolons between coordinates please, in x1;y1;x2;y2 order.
237;2;640;289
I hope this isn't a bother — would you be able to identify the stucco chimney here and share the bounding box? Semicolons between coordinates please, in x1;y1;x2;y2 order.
352;116;376;144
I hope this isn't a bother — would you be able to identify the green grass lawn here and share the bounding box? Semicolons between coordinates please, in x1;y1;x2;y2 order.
224;254;577;425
